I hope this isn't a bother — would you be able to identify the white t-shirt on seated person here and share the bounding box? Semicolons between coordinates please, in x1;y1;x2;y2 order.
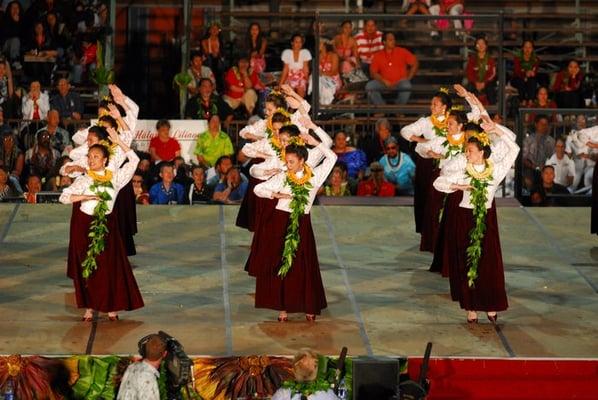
545;153;576;188
281;49;312;72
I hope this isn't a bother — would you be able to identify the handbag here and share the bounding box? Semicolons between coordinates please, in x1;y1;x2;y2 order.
343;68;369;83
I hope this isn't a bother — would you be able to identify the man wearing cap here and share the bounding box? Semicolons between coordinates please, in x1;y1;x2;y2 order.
379;136;416;195
357;161;395;197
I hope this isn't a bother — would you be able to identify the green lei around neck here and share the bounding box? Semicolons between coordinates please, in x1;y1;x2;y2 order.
81;178;113;279
465;164;493;287
278;173;313;278
476;52;489;83
282;378;332;397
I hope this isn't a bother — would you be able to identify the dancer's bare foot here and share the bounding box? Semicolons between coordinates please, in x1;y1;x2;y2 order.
108;312;119;321
277;311;288;322
467;311;478;323
82;309;94;322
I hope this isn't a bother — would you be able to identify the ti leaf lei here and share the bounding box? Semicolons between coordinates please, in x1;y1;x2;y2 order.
282;378;332;397
81;172;113;279
278;165;313;278
464;160;494;287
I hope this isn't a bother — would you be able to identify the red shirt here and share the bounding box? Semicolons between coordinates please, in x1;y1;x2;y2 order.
466;54;496;84
357;179;395;197
149;136;181;162
224;68;261;99
370;47;417;85
354;30;384;64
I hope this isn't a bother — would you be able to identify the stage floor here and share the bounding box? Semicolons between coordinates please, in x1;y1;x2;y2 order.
1;203;597;358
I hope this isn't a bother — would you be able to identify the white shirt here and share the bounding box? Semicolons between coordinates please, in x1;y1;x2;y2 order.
239;101;312;140
59;150;139;215
22;91;50;120
281;49;312;71
116;360;160;400
254;143;337;214
272;388;340;400
545;153;576;187
433;124;520;209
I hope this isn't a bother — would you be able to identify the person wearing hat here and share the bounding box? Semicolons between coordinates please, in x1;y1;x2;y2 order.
378;136;415;195
357;161;395;197
0;127;24;193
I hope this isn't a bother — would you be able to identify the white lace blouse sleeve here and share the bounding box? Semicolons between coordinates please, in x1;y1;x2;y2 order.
241;138;269;158
240;119;266;140
492;129;520;183
113;150;140;191
254;172;284;199
59;175;89;204
579;125;598;142
72;127;89;146
465;96;489;122
433;156;466;193
123;96;140;132
68;143;89;161
400;117;427;141
312;143;338;188
59;157;88;178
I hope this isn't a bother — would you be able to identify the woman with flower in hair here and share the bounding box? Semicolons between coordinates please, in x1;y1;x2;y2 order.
511;40;540;106
247;118;337;322
60;127;143;322
279;34;312;99
433;115;519;323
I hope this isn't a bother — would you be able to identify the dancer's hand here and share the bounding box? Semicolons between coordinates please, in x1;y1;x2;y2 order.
454;84;468;98
426;150;443;159
107;103;121;119
300;132;319;147
298;115;316;131
65;165;86;174
273;192;292;199
480;115;497;134
451;183;471;191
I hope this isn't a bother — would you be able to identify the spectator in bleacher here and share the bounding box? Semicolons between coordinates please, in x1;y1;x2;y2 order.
50;78;84;122
0;58;16;118
522;114;555;189
429;0;465;38
357;161;395;197
71;32;97;84
318;41;342;105
360;118;402;164
332;130;366;180
23;174;42;203
31;109;71;154
511;39;540;106
354;19;383;77
244;22;267;74
22;80;50;121
1;1;24;70
465;35;496;105
366;32;418;107
132;171;150;205
545;137;576;190
173;156;191;187
333;20;359;78
0;128;23;191
552;59;585;109
223;57;260;117
149;119;181;163
187;51;216;96
24;21;58;85
403;0;431;28
45;11;70;65
24;129;60;183
194;114;234;168
321;163;352;197
530;165;570;206
185;165;212;204
149;162;185;205
279;33;311;99
212;166;247;204
201;21;226;92
525;86;558;124
379;136;415;195
0;166;20;200
184;78;233;126
46;154;72;191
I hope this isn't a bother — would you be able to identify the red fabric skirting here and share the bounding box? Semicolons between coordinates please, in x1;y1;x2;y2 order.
592;164;598;235
67;202;144;312
414;155;435;234
113;181;137;256
429;191;461;277
419;167;442;253
447;201;508;312
246;209;327;315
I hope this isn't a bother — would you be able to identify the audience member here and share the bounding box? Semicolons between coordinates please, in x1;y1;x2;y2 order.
201;21;226;92
403;0;431;27
187;51;216;96
0;128;23;191
31;109;71;154
24;129;60;182
149;162;185;204
333;21;359;78
319;41;342;105
522;114;555;189
379;136;415;195
552;59;585;109
1;1;24;69
526;86;558;124
194;114;234;168
332;130;367;179
360;118;403;164
213;166;247;204
132;171;150;205
566;115;594;190
24;21;58;85
223;57;261;117
429;0;466;38
366;32;418;107
279;33;312;99
465;35;496;105
0;58;16;118
50;78;84;121
245;22;268;74
23;174;42;203
0;166;20;200
545;137;576;189
354;19;383;76
530;165;570;206
322;164;352;196
117;334;166;400
22;80;50;121
186;165;213;204
149;119;181;163
511;39;540;106
357;161;395;197
184;78;233;125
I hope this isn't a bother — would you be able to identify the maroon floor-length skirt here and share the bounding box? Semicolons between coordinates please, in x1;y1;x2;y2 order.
246;209;327;315
235;158;266;231
447;201;508;312
429;191;461;277
413;155;435;234
591;165;598;235
67;202;144;312
113;181;137;256
419;167;443;252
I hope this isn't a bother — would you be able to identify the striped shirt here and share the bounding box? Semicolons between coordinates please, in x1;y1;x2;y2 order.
354;30;383;65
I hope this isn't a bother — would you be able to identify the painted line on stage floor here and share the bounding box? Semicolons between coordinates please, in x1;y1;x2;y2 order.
321;206;373;356
521;207;598;293
0;203;19;243
493;323;516;357
85;311;100;354
219;205;234;355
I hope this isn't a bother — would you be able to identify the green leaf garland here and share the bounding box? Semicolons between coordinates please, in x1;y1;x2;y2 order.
465;170;492;288
81;180;113;279
282;377;331;397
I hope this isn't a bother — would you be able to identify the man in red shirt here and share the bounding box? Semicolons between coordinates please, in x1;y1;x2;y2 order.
357;161;395;197
149;119;181;163
365;32;418;106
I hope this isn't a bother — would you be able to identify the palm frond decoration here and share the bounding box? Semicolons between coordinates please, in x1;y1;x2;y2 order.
0;355;66;400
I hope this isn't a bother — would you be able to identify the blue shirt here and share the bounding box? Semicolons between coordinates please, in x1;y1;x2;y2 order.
149;182;185;204
214;181;248;202
379;153;415;195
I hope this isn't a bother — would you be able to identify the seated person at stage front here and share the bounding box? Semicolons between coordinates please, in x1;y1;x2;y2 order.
379;136;415;195
117;334;167;400
357;161;395;197
212;166;247;204
149;119;181;163
530;165;570;206
194;114;234;168
149;163;185;204
365;32;418;106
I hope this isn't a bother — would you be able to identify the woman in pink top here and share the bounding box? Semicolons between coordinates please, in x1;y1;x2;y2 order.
332;20;359;76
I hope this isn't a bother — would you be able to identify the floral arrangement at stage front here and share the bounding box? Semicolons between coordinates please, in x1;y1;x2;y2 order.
278;163;313;278
0;355;64;399
465;155;494;287
81;168;114;279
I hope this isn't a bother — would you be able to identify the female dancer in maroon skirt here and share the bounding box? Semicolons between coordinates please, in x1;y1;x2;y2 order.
60;127;143;321
246;119;336;322
433;115;519;323
575;124;598;234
